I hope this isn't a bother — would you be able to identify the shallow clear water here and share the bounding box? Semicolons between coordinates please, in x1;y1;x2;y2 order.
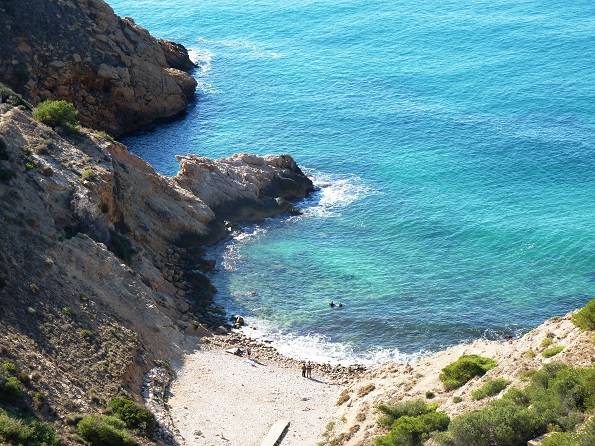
108;0;595;364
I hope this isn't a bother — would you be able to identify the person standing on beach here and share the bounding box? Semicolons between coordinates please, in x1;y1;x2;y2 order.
301;363;307;377
306;362;312;378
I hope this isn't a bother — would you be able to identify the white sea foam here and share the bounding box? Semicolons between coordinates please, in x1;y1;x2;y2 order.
235;317;418;366
188;47;213;74
220;226;268;272
297;170;376;218
197;36;284;59
187;47;219;94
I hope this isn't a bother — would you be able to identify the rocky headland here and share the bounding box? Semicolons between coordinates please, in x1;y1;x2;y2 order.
0;0;197;136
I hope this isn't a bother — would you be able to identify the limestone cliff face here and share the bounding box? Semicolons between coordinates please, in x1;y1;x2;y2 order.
0;91;312;424
0;0;197;136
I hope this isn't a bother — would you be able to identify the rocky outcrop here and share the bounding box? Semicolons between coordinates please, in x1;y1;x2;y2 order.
0;0;197;136
0;90;312;425
175;153;314;221
159;39;197;72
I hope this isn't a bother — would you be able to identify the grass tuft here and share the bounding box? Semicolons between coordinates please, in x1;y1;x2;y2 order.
543;345;564;358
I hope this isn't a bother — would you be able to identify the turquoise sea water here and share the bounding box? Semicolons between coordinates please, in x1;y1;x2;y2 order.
109;0;595;364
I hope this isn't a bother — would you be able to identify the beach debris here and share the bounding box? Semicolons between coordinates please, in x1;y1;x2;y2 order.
260;419;290;446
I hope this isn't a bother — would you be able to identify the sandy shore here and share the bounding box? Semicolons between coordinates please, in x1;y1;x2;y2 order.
165;312;593;446
168;339;345;445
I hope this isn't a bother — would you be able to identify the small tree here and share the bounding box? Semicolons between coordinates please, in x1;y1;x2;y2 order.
33;100;78;128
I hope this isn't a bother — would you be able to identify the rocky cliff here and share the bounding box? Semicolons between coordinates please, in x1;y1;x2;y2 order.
0;0;197;136
0;85;313;442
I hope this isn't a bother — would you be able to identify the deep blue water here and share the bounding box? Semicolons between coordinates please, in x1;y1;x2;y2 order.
108;0;595;364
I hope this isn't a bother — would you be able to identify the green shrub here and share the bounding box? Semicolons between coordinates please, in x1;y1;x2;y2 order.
108;397;155;434
376;401;449;446
32;391;45;408
77;415;136;446
542;337;554;348
0;376;23;401
471;378;510;401
24;159;37;170
541;431;580;446
452;396;463;404
1;360;17;375
573;299;595;331
378;399;435;427
0;84;14;102
81;167;95;181
32;100;78;128
61;306;73;316
0;409;59;446
0;361;23;401
425;391;435;399
543;345;564;358
444;399;546;446
542;417;594;446
437;363;595;446
95;130;115;141
439;355;497;390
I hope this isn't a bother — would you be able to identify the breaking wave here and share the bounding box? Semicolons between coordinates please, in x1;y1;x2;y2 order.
296;170;376;218
235;317;420;366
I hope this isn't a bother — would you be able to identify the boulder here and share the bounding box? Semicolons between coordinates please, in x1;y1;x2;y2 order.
159;39;197;71
174;153;314;221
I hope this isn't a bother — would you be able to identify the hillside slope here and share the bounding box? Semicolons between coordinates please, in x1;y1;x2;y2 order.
324;309;594;445
0;87;312;444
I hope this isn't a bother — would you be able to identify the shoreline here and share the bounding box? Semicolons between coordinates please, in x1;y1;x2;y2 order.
203;331;368;384
163;307;593;445
166;332;353;446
